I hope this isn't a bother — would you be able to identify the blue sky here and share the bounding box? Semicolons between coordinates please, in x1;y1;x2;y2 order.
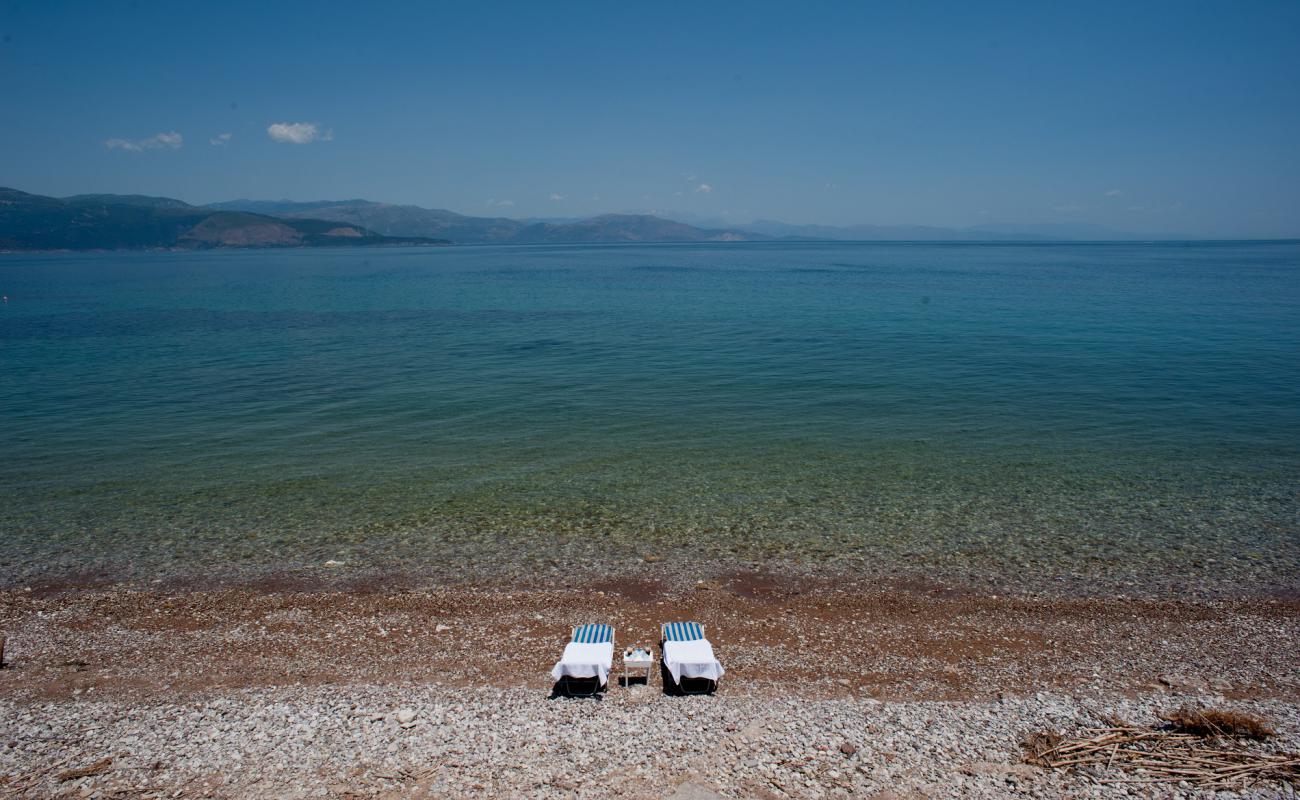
2;1;1298;236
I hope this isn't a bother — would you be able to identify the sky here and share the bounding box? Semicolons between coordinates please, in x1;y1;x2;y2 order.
2;1;1298;237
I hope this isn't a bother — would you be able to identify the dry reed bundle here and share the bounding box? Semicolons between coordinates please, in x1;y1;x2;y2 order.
1163;706;1276;740
1024;712;1299;790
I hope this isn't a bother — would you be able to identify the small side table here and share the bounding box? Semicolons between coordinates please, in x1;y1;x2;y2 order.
622;647;654;687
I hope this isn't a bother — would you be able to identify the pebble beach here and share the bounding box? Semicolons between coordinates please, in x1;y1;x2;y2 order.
5;685;1299;799
1;569;1297;798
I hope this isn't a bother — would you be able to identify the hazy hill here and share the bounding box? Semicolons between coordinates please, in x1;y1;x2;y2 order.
743;219;1189;241
743;219;1050;241
512;214;752;243
63;193;195;210
0;188;448;250
269;201;527;243
963;222;1191;240
206;199;380;215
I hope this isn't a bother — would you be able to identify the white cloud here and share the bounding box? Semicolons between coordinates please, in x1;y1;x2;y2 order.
210;132;232;146
104;131;183;151
695;183;712;194
1105;189;1123;197
486;198;515;208
267;122;332;144
152;131;183;148
548;193;566;201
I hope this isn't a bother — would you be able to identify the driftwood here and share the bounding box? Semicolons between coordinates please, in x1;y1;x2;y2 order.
57;757;113;782
1025;722;1300;790
1163;706;1277;740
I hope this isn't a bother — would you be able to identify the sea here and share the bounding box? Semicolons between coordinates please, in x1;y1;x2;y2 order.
2;241;1297;593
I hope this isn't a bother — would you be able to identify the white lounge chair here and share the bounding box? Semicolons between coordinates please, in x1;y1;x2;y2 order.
661;621;724;695
550;623;615;697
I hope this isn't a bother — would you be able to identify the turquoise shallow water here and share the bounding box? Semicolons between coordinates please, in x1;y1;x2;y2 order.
2;242;1298;591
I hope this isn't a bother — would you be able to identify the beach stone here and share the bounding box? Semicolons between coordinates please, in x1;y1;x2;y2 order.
739;722;766;740
962;762;1038;778
1157;674;1208;693
666;782;723;800
839;741;857;755
394;709;416;725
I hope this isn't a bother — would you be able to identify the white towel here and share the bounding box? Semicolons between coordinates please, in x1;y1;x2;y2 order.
550;641;613;685
663;639;724;684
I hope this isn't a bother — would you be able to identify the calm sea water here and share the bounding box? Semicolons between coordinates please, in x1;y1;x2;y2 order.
2;242;1298;591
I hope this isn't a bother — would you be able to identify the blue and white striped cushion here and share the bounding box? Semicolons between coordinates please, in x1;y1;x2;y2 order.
573;623;613;644
663;621;705;642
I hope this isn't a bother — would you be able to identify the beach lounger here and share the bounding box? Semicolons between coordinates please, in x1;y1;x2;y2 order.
550;623;615;697
661;621;724;695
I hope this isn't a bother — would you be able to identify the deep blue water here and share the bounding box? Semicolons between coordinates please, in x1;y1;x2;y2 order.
2;242;1298;590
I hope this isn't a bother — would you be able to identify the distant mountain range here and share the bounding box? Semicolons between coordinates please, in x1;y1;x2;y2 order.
206;199;759;244
0;188;447;251
2;185;1203;252
208;197;1190;244
215;199;1194;243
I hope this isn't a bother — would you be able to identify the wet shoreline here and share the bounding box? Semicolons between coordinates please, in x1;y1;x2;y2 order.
6;545;1299;605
